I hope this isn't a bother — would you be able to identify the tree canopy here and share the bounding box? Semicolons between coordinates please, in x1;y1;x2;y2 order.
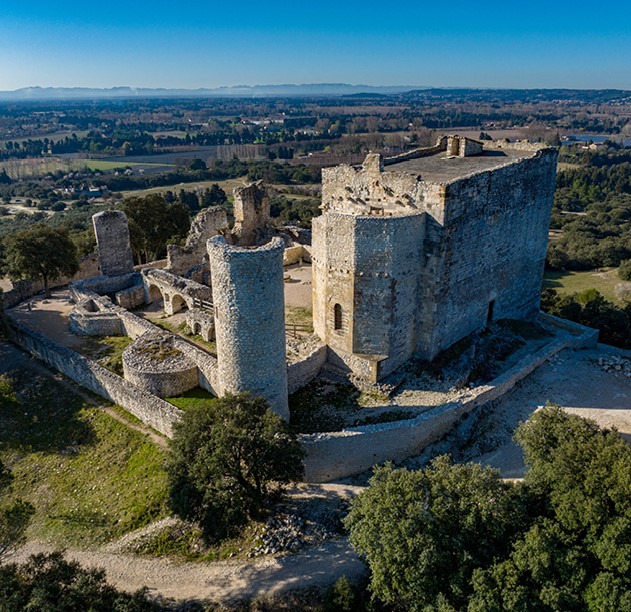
345;406;631;611
0;552;157;611
1;224;79;296
167;393;304;542
122;194;190;263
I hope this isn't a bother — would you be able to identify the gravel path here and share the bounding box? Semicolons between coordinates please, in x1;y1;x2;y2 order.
6;537;365;604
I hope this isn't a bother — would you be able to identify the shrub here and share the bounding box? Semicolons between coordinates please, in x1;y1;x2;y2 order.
0;551;157;610
167;393;304;542
346;407;631;611
619;259;631;281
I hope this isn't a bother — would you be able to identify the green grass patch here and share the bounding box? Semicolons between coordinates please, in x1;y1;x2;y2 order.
133;519;264;562
544;268;623;304
78;335;133;375
0;367;168;548
153;319;217;355
167;388;217;411
285;306;314;333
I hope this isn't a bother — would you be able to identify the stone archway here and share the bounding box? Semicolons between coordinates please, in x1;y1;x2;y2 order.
147;284;163;304
169;294;188;315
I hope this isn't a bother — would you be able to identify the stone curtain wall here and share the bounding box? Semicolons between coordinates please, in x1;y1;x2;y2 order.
8;319;183;437
208;236;289;419
2;254;99;309
92;211;135;276
302;316;598;482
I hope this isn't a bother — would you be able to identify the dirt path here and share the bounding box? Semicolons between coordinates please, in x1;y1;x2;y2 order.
7;536;364;604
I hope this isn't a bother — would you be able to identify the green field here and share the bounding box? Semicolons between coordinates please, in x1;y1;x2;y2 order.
0;361;168;548
543;267;624;303
0;130;90;147
70;159;173;172
120;177;247;199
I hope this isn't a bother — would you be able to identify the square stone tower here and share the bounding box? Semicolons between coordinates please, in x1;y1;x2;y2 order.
312;137;558;381
92;210;135;277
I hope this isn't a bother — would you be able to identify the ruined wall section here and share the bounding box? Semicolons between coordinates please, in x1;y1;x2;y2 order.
231;181;271;246
424;147;558;358
207;236;288;419
92;211;135;276
321;154;426;217
166;206;228;275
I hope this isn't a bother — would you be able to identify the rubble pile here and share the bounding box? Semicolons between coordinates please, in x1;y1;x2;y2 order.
248;505;344;557
595;354;631;377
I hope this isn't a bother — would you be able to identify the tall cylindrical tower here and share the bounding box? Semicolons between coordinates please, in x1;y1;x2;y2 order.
207;236;288;419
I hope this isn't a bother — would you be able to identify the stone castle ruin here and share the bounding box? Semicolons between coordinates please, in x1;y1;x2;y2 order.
314;135;558;381
9;135;591;480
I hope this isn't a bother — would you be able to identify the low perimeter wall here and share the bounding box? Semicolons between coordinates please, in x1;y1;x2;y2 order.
287;345;327;394
8;320;183;437
301;316;598;482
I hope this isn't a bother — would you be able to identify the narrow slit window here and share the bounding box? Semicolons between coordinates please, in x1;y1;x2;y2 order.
334;303;343;331
487;300;495;324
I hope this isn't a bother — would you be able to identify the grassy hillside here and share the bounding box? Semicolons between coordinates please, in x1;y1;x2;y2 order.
0;360;168;548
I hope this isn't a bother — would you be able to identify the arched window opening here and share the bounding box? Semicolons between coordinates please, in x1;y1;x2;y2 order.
334;303;343;331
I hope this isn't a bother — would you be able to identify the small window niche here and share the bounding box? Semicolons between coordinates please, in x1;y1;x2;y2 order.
334;303;343;331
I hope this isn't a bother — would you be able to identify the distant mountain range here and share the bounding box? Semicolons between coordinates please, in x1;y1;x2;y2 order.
0;84;425;101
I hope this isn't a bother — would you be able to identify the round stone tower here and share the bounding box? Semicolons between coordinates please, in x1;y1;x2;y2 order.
207;236;288;419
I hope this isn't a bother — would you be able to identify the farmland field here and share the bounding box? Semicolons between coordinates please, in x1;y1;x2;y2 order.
120;177;248;199
543;267;626;303
0;129;89;146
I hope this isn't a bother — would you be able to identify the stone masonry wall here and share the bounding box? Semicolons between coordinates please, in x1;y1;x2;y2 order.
122;333;199;397
302;315;596;481
2;254;99;309
166;206;228;275
287;344;327;394
423;148;558;358
208;236;288;419
8;319;183;437
92;211;135;276
231;181;271;246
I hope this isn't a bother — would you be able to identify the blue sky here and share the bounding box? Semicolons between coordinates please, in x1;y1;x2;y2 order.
0;0;630;90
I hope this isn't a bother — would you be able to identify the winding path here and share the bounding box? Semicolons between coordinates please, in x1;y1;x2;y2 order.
7;538;365;604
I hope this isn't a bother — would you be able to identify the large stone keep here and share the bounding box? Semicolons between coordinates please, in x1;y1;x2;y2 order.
313;137;558;381
92;210;135;276
207;236;288;419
